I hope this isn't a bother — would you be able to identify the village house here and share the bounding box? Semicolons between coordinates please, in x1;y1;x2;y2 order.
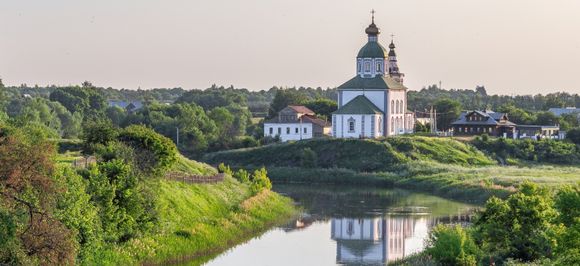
451;110;516;137
263;105;331;142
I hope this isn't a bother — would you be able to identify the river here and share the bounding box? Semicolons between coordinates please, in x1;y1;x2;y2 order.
204;184;478;266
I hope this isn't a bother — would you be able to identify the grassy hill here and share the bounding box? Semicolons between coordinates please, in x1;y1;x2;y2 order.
203;137;495;172
87;156;295;265
203;136;580;202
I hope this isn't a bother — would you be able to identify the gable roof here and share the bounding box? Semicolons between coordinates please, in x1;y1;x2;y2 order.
452;110;515;126
333;95;382;115
287;105;314;115
337;75;407;91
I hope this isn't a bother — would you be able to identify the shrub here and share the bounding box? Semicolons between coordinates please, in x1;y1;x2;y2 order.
300;148;318;168
426;224;480;266
249;167;272;195
233;168;250;183
217;163;233;176
474;182;558;261
118;125;177;176
567;128;580;145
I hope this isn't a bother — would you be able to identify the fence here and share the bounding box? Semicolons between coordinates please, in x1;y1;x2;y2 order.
165;172;225;184
72;156;97;169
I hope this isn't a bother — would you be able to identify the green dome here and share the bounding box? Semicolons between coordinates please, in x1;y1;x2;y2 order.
357;42;388;58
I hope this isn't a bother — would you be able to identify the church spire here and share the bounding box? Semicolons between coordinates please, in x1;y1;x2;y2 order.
387;37;404;83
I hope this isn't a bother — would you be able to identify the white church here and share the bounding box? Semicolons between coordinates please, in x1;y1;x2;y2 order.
332;13;414;138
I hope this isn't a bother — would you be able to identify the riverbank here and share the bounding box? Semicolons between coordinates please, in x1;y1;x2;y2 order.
205;137;580;203
86;177;295;265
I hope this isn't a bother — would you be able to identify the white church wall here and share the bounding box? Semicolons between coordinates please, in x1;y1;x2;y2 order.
263;123;313;142
333;114;379;138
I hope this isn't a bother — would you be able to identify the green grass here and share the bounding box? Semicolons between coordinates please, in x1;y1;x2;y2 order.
263;161;580;203
203;137;494;172
169;154;217;176
86;162;295;265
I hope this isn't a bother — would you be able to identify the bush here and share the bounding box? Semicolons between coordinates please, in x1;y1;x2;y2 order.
300;148;318;168
233;168;250;183
217;163;233;176
566;128;580;145
249;167;272;195
474;182;558;261
118;125;177;176
426;224;480;266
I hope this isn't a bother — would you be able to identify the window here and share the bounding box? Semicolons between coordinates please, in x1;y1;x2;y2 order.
358;62;362;72
377;62;381;72
378;117;383;132
348;117;355;132
277;127;281;135
295;127;299;134
391;100;394;114
396;101;400;114
304;127;307;134
365;62;370;72
269;127;273;135
391;118;395;132
286;127;290;134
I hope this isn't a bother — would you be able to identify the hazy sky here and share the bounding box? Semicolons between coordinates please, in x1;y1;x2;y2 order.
1;0;580;94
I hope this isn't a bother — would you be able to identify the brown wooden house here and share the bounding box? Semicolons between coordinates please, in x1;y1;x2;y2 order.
451;110;516;137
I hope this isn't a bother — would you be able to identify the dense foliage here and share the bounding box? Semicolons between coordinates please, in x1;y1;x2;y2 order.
472;135;580;164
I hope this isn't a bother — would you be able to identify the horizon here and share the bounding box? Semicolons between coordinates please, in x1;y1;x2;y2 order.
2;1;580;95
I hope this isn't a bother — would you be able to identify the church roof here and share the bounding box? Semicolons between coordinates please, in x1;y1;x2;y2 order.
337;75;407;91
357;42;388;58
333;95;382;115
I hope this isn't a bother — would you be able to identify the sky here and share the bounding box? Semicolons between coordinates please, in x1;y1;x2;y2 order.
1;0;580;95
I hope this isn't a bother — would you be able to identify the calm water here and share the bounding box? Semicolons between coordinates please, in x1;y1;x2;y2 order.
204;184;477;266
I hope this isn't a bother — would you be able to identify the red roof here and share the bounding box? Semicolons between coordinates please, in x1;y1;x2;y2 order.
302;114;331;127
288;105;315;115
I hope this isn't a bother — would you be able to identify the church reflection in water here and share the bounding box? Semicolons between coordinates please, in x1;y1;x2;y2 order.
330;214;472;265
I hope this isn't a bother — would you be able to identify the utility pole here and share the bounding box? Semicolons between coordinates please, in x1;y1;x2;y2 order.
176;127;179;145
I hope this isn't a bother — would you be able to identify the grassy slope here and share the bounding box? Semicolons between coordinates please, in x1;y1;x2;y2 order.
86;158;295;265
204;137;580;202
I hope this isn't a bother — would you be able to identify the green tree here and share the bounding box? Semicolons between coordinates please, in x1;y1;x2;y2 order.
567;128;580;145
268;89;309;118
118;125;178;176
535;111;559;126
434;98;462;131
474;182;558;261
426;224;480;266
304;98;337;119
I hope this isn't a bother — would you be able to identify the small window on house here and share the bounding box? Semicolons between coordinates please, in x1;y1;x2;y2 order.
277;127;281;135
269;127;273;135
295;127;299;134
304;127;307;134
286;127;290;134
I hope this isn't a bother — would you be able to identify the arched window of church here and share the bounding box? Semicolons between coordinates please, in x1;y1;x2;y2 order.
396;101;400;114
378;117;383;132
364;62;370;72
348;117;356;133
391;117;394;132
391;100;394;114
377;62;381;72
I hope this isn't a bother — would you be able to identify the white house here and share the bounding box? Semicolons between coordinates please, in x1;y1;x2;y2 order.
263;105;331;142
332;14;414;138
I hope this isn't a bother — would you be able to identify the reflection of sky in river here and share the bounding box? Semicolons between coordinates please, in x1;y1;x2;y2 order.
204;185;477;266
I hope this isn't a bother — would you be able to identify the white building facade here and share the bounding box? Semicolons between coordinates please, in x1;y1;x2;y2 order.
264;105;331;142
332;15;414;138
